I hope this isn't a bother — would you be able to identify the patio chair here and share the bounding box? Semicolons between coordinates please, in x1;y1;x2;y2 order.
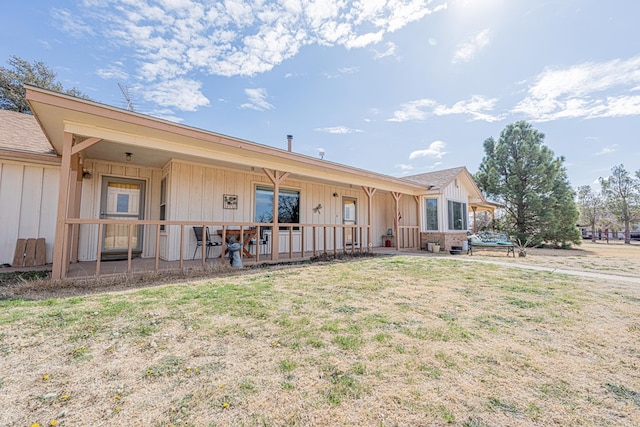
249;228;270;255
192;226;221;259
257;231;270;255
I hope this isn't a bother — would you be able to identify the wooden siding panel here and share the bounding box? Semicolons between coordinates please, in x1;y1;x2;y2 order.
0;163;24;264
443;180;469;202
18;167;44;238
40;168;59;263
203;167;216;222
0;162;59;265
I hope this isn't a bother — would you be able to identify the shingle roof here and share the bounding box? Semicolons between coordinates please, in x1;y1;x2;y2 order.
402;166;467;190
0;109;55;156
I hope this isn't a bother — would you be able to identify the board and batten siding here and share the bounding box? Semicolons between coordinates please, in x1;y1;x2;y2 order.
441;178;471;231
77;159;162;261
163;160;386;260
0;160;59;265
419;177;472;233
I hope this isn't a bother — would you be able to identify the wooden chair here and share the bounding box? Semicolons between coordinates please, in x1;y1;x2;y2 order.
192;226;221;259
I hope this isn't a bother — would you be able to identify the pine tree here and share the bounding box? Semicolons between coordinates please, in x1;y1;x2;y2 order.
475;121;581;247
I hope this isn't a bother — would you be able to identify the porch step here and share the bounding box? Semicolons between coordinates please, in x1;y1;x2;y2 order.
12;238;46;267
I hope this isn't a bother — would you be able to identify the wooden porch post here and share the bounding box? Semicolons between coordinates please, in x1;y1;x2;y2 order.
362;186;376;250
263;169;290;261
472;206;478;233
69;154;83;263
51;132;74;280
391;192;402;250
414;195;421;249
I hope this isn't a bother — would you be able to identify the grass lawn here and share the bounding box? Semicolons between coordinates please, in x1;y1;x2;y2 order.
1;252;639;426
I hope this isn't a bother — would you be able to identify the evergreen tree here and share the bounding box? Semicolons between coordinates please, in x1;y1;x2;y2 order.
0;55;89;113
475;121;581;246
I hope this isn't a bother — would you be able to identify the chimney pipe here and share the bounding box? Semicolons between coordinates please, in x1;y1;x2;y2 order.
287;134;293;152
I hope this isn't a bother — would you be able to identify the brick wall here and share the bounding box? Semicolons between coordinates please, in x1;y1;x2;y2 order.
420;232;468;252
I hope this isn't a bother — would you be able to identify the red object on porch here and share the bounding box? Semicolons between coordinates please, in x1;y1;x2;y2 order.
385;239;392;247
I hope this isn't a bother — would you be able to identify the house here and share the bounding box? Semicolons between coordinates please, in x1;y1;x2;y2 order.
0;86;495;279
0;109;60;266
402;167;496;250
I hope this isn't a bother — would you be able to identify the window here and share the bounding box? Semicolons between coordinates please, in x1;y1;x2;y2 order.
159;178;166;231
425;198;438;231
448;200;467;230
255;186;300;227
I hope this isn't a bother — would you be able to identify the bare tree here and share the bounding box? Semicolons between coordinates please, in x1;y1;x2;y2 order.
576;185;603;243
0;55;89;113
600;165;640;244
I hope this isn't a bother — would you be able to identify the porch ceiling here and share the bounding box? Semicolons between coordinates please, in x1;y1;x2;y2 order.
27;86;426;194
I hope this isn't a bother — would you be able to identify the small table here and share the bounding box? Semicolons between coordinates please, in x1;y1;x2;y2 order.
218;229;257;258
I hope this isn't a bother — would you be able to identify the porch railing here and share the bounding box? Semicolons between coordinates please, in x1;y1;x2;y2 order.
61;219;374;279
397;225;421;249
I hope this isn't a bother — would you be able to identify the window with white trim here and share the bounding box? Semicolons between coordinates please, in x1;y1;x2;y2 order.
425;198;438;231
447;200;467;230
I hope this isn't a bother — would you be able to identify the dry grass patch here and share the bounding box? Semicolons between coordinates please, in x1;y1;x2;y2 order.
1;256;639;426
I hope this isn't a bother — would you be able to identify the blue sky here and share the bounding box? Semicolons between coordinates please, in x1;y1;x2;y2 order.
3;0;639;189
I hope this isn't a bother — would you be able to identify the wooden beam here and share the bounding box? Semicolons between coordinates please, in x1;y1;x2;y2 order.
391;192;402;250
362;186;377;250
414;195;421;249
472;206;478;233
51;132;74;280
70;137;102;155
263;169;290;260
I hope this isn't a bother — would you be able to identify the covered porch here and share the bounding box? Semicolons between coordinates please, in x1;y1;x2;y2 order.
26;86;426;280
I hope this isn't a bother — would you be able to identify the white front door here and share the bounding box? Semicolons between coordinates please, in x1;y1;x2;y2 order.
343;197;357;245
100;177;145;259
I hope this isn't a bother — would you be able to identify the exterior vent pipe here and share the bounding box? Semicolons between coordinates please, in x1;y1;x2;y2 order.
287;134;293;152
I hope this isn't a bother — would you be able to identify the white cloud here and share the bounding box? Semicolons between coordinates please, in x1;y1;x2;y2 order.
314;126;363;134
593;144;618;156
65;0;447;111
373;42;397;59
388;99;438;122
452;29;491;64
513;56;640;121
396;163;415;171
409;141;447;159
51;8;94;38
240;88;274;111
388;95;503;122
143;78;210;111
339;66;360;74
97;63;129;80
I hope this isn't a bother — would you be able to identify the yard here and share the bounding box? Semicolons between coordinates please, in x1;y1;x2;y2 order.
1;242;639;426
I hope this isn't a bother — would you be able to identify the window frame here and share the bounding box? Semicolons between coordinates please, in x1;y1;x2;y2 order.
425;198;439;231
254;185;301;229
447;200;468;231
159;177;167;231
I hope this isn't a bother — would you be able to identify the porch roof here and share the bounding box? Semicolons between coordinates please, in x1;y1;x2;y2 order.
25;86;427;195
403;166;489;206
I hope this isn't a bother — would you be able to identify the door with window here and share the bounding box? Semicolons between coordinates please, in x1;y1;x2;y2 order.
343;197;357;246
100;177;145;259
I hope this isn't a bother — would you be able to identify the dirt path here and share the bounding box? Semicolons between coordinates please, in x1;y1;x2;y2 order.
400;240;640;285
444;255;640;285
